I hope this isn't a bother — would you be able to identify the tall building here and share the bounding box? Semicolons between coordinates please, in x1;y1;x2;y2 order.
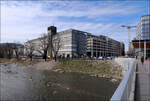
25;26;123;58
132;14;150;58
47;26;57;57
136;15;150;40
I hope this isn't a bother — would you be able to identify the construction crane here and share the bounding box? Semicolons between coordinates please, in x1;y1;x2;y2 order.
121;25;137;42
121;25;137;55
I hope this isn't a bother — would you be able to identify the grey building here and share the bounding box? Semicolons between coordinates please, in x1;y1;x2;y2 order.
25;26;86;58
25;26;123;58
24;38;42;56
86;34;122;57
49;28;86;57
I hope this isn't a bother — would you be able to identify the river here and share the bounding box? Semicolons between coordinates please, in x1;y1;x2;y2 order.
0;62;119;101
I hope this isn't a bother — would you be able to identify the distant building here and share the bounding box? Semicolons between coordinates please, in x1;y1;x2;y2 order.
132;14;150;58
121;42;125;56
0;43;24;58
25;26;124;58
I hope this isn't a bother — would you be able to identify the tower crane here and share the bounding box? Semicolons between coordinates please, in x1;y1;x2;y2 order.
121;25;137;43
121;25;137;55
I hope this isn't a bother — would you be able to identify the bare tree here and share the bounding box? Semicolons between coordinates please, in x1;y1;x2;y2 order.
0;45;5;58
0;43;24;59
52;35;62;61
37;33;51;61
24;41;35;61
0;43;13;59
12;42;24;60
6;43;14;59
13;46;20;59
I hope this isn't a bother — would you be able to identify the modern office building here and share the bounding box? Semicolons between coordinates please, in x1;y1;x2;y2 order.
25;26;123;58
49;28;87;57
86;33;122;57
136;15;150;40
132;14;150;58
25;26;86;58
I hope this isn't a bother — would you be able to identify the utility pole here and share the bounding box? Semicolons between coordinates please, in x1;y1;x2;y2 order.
121;25;137;56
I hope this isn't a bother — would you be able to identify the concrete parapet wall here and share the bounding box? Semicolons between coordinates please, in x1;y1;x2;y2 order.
110;58;136;101
114;58;136;75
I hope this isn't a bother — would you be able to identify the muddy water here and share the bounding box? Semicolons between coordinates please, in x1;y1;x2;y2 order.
0;63;119;101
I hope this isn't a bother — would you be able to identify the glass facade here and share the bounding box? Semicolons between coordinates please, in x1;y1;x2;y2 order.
136;15;150;40
141;15;150;40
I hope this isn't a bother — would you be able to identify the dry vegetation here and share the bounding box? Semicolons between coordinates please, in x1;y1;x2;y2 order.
52;60;123;80
0;58;39;66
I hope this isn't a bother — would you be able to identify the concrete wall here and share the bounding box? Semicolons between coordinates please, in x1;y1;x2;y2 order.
114;58;136;75
111;58;136;101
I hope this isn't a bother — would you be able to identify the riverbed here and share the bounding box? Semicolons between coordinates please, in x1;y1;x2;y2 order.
0;62;119;101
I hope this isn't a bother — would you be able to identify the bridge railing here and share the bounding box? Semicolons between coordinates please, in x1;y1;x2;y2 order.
110;58;136;101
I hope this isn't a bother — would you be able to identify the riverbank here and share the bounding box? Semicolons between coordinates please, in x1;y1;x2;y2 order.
52;60;123;82
0;58;123;82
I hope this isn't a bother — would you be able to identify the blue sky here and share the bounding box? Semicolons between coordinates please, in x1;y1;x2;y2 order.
1;0;150;51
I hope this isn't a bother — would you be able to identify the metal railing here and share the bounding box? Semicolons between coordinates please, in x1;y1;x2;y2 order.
110;59;136;101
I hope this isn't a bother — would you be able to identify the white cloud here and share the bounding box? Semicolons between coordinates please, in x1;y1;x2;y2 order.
0;1;145;51
39;1;140;19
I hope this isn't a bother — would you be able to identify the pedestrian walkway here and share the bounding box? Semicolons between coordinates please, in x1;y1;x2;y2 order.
135;61;150;101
